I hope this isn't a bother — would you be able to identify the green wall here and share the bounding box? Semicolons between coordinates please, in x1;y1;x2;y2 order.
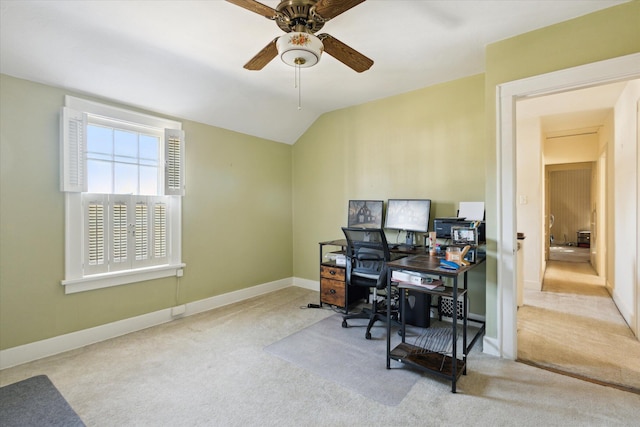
292;75;487;314
482;0;640;337
0;74;293;350
2;1;638;353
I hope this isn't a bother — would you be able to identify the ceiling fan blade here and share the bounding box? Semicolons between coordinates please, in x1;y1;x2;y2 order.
226;0;278;19
314;0;366;19
244;38;279;70
318;34;373;73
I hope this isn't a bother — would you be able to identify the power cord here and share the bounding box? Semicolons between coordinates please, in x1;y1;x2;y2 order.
300;303;322;309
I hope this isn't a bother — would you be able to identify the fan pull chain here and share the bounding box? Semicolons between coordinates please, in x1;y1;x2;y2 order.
295;63;302;110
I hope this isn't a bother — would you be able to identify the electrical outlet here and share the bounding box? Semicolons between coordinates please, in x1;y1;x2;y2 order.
176;269;184;277
171;305;186;317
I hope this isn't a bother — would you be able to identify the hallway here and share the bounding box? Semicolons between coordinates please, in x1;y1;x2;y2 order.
548;244;590;263
517;261;640;393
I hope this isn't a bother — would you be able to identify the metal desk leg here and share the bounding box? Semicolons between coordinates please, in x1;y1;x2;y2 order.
452;275;457;393
463;271;468;375
386;272;392;369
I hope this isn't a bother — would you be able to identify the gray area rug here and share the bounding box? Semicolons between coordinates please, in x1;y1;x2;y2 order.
0;375;85;427
264;314;421;406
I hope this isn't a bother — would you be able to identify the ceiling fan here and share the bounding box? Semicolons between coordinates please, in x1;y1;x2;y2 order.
226;0;373;72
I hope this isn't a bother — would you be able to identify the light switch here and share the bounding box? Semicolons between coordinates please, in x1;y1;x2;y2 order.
519;195;528;205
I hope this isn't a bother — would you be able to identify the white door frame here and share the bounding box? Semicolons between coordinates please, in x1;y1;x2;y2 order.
496;52;640;359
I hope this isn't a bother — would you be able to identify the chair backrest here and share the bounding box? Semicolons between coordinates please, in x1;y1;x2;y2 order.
341;227;391;288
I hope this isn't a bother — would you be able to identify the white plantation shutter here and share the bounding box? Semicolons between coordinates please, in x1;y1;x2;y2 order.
165;128;185;196
112;200;129;266
83;195;108;276
135;201;149;261
87;202;105;266
153;201;167;260
81;195;171;275
60;107;88;192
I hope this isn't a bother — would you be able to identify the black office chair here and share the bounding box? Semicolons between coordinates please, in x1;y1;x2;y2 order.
341;227;394;340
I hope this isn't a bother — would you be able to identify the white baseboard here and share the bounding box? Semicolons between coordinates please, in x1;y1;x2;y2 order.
0;277;298;370
185;277;293;316
524;279;541;291
483;335;500;357
611;288;633;330
292;277;319;291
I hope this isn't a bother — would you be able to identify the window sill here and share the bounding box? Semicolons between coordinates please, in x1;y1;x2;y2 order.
61;263;186;294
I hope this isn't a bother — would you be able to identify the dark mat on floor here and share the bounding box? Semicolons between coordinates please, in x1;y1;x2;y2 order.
0;375;85;427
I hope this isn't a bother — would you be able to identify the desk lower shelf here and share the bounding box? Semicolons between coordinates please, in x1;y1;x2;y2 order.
389;342;466;380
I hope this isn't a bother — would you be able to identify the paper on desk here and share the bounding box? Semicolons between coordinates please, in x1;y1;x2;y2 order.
459;202;484;221
392;279;444;290
411;279;443;290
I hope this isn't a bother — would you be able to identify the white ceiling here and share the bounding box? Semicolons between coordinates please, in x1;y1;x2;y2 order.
517;80;633;135
0;0;629;144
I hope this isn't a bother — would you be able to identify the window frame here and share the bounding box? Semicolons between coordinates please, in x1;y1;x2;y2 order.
61;96;185;294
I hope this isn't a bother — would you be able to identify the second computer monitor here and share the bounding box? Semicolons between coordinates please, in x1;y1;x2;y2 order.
384;199;431;245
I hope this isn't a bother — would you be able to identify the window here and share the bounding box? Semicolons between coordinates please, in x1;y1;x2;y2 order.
86;120;162;195
61;96;185;293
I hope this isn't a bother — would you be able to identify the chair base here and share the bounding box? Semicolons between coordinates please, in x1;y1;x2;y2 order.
342;306;399;340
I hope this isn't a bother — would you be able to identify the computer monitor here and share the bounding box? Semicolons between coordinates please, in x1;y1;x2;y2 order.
384;199;431;245
347;200;384;229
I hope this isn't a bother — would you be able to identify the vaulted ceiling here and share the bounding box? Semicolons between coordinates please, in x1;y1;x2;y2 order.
0;0;628;144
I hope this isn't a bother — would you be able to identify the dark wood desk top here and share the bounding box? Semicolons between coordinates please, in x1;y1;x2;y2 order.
387;254;485;277
320;239;428;256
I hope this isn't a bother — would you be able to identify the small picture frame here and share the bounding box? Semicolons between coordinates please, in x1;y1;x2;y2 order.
451;226;478;246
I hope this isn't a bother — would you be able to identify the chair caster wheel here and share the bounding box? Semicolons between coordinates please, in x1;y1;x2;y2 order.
365;332;372;340
342;320;348;328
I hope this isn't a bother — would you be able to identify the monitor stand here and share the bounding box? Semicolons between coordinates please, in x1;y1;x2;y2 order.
405;231;415;247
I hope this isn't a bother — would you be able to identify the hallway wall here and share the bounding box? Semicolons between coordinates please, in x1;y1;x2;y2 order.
516;117;544;291
612;79;640;332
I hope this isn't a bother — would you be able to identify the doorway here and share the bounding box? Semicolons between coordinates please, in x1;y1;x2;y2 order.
496;52;640;361
513;82;635;387
548;164;593;263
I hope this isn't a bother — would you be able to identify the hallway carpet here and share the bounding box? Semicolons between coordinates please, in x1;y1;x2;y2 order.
549;244;590;263
517;261;640;393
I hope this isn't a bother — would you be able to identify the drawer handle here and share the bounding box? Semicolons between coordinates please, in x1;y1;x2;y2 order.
329;270;336;275
330;289;336;294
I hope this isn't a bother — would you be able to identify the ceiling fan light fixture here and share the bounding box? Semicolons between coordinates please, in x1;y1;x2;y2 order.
276;32;323;68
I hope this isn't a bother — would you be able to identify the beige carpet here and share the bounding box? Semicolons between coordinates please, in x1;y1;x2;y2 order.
518;261;640;393
2;286;639;426
549;244;590;263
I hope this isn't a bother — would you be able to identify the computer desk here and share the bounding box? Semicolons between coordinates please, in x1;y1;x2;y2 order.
385;254;486;393
318;239;425;310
